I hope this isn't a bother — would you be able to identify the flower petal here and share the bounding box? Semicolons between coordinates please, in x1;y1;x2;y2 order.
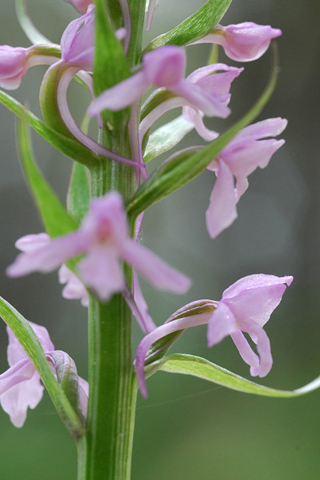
207;302;237;347
206;159;237;238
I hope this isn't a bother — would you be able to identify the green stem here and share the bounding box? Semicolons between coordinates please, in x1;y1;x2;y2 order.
83;296;137;480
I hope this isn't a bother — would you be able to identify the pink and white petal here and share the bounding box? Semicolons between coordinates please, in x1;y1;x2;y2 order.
78;246;125;300
206;160;237;238
183;107;219;141
121;240;191;293
240;321;272;377
59;265;89;307
78;377;89;418
0;359;35;395
224;282;292;328
230;330;259;375
146;0;157;30
15;233;50;252
7;322;55;366
234;118;288;142
207;302;237;347
0;371;44;427
136;314;210;396
222;274;293;300
132;272;157;333
88;71;149;115
173;80;231;118
7;232;86;277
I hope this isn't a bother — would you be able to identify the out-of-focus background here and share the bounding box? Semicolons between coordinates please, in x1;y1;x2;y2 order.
1;0;320;479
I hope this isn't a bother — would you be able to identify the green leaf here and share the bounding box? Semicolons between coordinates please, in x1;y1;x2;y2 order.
0;296;85;438
16;116;79;239
94;0;130;128
15;0;51;44
67;162;90;223
127;47;278;218
0;89;97;168
144;115;194;162
156;353;320;398
144;0;232;51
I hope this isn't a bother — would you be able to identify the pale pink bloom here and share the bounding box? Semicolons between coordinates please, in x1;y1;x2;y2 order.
0;322;88;427
206;117;287;238
0;45;58;90
15;233;89;307
195;22;282;62
88;46;233;119
7;192;191;301
207;274;293;377
64;0;93;14
135;274;293;396
140;63;243;143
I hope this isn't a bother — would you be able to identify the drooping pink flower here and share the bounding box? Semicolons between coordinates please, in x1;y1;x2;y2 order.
207;274;293;377
135;274;293;396
0;45;58;90
64;0;93;14
195;22;282;62
88;46;234;119
0;322;88;427
206;117;287;238
7;192;191;302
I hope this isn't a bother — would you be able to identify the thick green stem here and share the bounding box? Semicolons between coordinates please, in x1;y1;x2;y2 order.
83;296;137;480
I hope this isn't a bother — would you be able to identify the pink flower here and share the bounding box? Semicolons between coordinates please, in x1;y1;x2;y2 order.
61;4;95;70
0;46;31;90
196;22;282;62
7;192;191;301
206;117;287;238
88;46;233;119
64;0;93;14
135;274;293;396
0;322;88;427
207;274;293;377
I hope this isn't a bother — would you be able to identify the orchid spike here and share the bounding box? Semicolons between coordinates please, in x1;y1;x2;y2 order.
64;0;93;14
7;192;191;302
14;234;89;307
194;22;282;62
0;322;88;427
88;46;234;119
206;117;287;238
135;274;293;396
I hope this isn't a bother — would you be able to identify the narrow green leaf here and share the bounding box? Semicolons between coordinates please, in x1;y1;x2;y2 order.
67;162;90;223
144;115;195;162
15;0;51;44
0;296;85;438
94;0;130;127
157;353;320;398
17;116;79;238
0;89;97;167
144;0;232;51
127;47;278;218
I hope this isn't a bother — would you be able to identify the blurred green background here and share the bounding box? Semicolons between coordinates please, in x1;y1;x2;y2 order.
1;0;320;479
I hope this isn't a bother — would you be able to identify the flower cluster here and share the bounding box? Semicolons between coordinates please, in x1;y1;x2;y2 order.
0;0;291;427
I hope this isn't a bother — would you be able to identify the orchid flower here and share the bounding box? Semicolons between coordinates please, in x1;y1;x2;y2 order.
193;22;282;62
206;117;288;238
140;63;243;143
7;192;191;302
135;274;293;396
0;322;88;427
0;45;59;90
88;46;235;119
14;233;89;307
